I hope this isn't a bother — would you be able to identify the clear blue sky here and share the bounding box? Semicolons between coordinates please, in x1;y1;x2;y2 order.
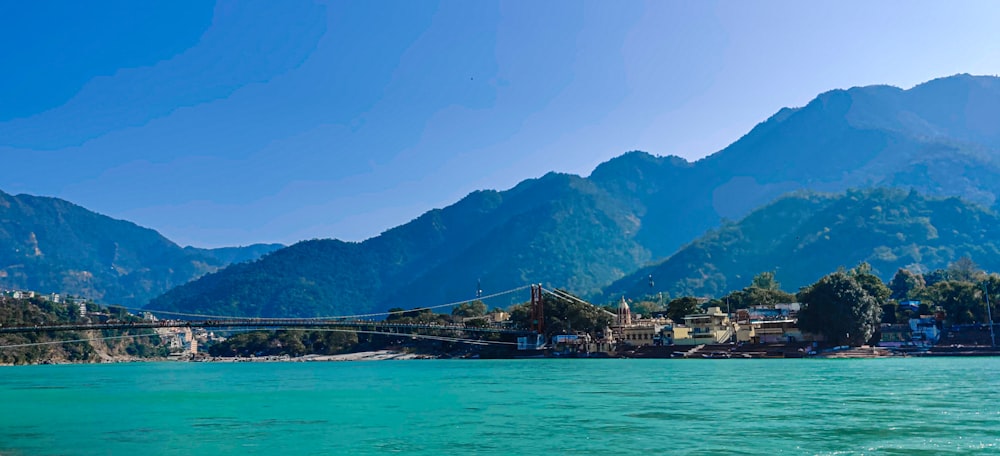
2;1;999;248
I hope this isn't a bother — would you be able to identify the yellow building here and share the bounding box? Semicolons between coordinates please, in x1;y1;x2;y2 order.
736;325;756;343
675;307;735;345
660;325;690;345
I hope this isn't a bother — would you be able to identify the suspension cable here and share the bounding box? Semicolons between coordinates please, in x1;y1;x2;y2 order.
541;287;592;306
129;284;532;320
0;333;158;349
306;328;517;346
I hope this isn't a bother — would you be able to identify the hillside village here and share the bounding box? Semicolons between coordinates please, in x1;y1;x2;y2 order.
0;288;217;360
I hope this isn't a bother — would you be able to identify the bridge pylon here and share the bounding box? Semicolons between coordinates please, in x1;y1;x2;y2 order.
530;284;545;335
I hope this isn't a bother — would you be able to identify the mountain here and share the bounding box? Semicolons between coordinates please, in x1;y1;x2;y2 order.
183;244;286;266
151;74;1000;316
607;188;1000;299
149;173;653;317
0;190;282;306
699;74;1000;220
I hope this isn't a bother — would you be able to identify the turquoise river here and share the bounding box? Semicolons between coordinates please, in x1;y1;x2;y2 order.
3;358;1000;455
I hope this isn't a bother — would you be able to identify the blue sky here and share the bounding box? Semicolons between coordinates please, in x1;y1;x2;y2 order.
2;1;1000;248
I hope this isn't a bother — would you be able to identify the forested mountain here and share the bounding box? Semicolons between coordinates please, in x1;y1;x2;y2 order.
607;188;1000;299
149;173;653;316
0;190;282;306
149;74;1000;316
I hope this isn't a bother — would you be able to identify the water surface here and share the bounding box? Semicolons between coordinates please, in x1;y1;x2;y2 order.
2;358;999;455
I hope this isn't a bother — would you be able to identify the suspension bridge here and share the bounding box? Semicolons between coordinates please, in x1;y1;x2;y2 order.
0;284;566;349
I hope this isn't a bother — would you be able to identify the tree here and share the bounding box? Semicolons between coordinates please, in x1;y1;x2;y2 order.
849;262;891;307
382;306;450;325
924;269;949;287
276;330;308;357
666;297;701;324
918;281;982;324
719;271;794;310
750;271;780;291
881;303;898;324
630;299;665;319
948;256;985;283
451;301;487;318
797;271;882;346
386;307;406;321
985;274;1000;324
747;287;795;308
509;291;613;337
889;268;925;301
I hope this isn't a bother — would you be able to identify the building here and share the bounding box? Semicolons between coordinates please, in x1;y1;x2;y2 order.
909;317;940;345
745;303;800;320
878;323;911;347
611;297;673;347
734;303;807;344
12;290;35;299
675;307;735;345
658;325;690;345
753;319;803;344
617;297;632;326
486;311;509;324
160;327;198;356
620;324;658;346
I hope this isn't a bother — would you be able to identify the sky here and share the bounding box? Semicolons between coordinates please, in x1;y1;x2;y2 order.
2;1;1000;248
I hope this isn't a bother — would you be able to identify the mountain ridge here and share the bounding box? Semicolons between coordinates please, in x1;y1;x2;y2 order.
606;187;1000;300
0;189;282;306
87;74;1000;314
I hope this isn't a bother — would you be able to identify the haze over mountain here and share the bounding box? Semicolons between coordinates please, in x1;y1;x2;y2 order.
142;74;1000;315
607;188;1000;300
0;190;282;306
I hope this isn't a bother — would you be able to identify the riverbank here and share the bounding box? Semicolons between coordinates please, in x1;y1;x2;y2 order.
0;350;438;366
12;344;1000;366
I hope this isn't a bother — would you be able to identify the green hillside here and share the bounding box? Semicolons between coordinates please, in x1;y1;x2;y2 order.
0;190;281;306
147;74;1000;317
149;172;653;316
608;188;1000;299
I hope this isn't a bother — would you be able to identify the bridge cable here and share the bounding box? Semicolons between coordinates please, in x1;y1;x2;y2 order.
130;284;533;321
305;328;518;346
540;287;593;307
0;333;159;350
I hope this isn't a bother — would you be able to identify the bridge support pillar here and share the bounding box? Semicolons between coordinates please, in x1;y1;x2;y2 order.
530;284;545;335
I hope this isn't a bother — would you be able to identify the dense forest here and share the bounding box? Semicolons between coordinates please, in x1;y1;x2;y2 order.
608;188;1000;301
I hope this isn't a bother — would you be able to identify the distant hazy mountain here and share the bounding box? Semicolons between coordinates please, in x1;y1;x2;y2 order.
606;188;1000;299
151;74;1000;316
0;190;282;306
